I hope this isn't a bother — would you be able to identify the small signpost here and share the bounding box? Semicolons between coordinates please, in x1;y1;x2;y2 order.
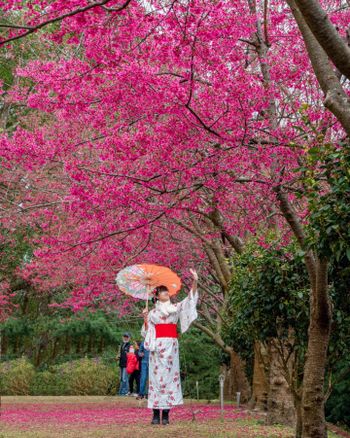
219;373;225;417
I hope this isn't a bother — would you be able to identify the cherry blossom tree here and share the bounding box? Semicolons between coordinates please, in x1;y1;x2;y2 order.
1;1;349;436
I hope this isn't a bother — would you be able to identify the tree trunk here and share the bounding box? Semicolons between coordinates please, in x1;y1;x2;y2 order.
1;334;8;355
64;335;71;355
295;397;303;438
293;0;350;81
35;346;42;367
76;337;83;354
21;291;29;315
51;339;59;361
14;336;20;354
266;340;295;427
98;336;105;353
274;188;332;437
221;351;251;403
301;259;331;438
193;321;251;403
87;335;93;354
249;341;269;411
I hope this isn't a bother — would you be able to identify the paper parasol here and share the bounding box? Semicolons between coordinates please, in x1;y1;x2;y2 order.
116;263;181;300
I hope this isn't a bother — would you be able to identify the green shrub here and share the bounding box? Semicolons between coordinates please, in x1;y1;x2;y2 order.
55;357;117;395
31;370;68;396
1;357;119;395
0;357;35;395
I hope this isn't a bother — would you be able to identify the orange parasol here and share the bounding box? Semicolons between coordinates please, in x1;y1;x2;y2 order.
116;264;182;309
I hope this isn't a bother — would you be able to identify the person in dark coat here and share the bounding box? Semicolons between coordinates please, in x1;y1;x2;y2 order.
137;338;150;400
117;332;131;395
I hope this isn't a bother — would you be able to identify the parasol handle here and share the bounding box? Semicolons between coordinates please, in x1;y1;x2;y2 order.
145;284;151;312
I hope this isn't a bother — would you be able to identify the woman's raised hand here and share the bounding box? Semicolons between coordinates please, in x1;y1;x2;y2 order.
189;268;198;295
189;268;198;281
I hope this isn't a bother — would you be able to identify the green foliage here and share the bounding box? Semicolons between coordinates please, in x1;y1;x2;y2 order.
224;238;350;426
180;328;222;400
325;258;350;428
0;357;35;395
1;317;32;340
290;109;350;261
225;240;309;356
326;359;350;427
0;310;136;366
0;10;70;133
0;331;221;398
299;141;350;262
328;258;350;359
0;225;34;277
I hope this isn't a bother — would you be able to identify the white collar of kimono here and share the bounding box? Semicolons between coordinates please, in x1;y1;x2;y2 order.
155;299;177;316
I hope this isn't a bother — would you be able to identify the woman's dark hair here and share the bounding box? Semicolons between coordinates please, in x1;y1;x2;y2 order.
155;285;168;294
151;285;168;303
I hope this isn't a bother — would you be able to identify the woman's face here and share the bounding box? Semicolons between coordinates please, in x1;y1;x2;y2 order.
158;289;169;302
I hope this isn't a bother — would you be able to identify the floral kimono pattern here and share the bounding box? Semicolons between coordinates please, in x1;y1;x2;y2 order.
141;289;198;409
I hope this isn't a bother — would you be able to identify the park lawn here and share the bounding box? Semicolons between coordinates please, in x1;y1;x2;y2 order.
0;397;345;438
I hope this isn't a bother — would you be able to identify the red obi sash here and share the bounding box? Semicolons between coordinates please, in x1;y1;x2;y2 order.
155;323;178;338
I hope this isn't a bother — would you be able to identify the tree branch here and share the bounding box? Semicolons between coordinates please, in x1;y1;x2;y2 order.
0;0;132;45
274;184;317;287
192;321;232;354
293;0;350;81
286;0;350;137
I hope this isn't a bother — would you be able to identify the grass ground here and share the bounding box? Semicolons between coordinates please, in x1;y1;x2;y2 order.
0;396;347;438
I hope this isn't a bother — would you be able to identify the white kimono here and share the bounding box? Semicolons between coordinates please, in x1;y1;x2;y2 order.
141;289;198;409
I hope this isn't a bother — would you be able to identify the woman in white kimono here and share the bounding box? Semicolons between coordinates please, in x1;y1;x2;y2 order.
141;269;198;425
